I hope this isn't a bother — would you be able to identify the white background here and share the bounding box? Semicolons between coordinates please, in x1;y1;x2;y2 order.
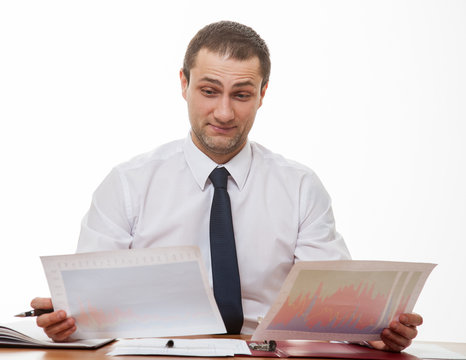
1;0;465;342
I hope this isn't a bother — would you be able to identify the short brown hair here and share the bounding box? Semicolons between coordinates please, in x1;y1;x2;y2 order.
183;21;271;89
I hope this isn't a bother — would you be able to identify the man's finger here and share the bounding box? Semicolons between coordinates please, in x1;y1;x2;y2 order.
50;324;77;342
390;320;418;340
30;297;53;310
381;328;412;352
44;317;76;338
399;313;423;327
36;310;67;328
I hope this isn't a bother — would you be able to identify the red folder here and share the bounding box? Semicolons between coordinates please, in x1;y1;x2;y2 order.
246;340;420;359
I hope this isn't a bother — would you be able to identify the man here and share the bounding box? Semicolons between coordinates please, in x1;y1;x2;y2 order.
31;21;422;351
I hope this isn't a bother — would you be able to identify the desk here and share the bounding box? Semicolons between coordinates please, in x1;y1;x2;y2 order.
1;338;465;360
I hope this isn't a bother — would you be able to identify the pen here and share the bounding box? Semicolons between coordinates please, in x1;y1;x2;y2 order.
166;339;174;348
14;309;54;317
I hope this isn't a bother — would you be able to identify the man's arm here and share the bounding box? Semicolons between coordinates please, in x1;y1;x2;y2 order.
294;173;422;352
77;167;134;253
32;168;133;341
30;297;77;342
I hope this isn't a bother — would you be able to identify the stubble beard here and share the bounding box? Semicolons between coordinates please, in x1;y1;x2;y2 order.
192;127;245;156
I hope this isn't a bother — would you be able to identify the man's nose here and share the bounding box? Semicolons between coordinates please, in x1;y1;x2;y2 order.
213;95;234;122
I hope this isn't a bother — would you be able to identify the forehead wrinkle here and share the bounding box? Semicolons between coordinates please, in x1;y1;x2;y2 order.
211;67;260;83
200;77;256;90
192;50;263;89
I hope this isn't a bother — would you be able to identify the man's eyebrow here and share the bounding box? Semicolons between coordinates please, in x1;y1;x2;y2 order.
200;77;223;87
199;77;256;88
232;80;256;88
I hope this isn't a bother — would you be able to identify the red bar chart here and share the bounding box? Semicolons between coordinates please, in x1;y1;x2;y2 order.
268;270;418;335
252;261;435;341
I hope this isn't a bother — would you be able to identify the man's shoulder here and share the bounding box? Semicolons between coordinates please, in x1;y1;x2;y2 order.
116;139;185;173
250;141;316;177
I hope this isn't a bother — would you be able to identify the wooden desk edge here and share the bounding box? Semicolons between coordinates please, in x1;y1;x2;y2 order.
1;337;466;359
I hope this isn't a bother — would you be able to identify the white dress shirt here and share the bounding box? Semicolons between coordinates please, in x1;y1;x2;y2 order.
77;134;351;333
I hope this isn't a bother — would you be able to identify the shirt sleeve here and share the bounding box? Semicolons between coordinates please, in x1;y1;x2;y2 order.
294;171;351;261
76;167;134;253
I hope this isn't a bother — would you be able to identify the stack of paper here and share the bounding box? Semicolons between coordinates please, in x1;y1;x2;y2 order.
107;338;251;357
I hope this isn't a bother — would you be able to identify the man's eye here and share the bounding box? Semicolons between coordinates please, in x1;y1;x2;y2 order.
201;88;216;96
235;93;251;100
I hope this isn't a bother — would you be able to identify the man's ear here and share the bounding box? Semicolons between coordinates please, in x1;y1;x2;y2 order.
180;69;189;100
259;81;269;107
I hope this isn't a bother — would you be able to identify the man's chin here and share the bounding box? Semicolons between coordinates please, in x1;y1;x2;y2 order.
202;137;242;155
207;145;238;155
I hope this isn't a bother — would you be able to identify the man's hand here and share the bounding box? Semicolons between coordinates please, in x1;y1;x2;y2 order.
369;313;423;352
30;297;77;342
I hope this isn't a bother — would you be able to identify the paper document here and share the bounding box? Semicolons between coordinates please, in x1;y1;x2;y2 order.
252;260;435;341
107;338;251;357
41;246;226;339
0;317;113;348
407;342;466;360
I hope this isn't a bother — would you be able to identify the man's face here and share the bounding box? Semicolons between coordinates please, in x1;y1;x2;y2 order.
181;49;267;164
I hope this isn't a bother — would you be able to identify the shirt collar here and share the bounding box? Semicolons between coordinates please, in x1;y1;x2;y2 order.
183;133;252;191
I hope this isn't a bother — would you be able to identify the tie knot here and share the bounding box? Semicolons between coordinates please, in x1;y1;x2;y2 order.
209;167;229;189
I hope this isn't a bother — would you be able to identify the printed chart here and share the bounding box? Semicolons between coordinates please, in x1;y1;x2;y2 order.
252;260;435;341
41;246;226;339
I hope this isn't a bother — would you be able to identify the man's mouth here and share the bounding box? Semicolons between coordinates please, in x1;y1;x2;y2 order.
209;124;236;134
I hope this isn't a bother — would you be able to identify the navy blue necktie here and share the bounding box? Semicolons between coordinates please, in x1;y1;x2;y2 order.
209;167;243;334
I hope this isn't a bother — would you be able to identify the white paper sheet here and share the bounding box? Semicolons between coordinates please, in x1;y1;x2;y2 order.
106;338;252;357
252;260;436;342
41;246;226;339
407;342;466;360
